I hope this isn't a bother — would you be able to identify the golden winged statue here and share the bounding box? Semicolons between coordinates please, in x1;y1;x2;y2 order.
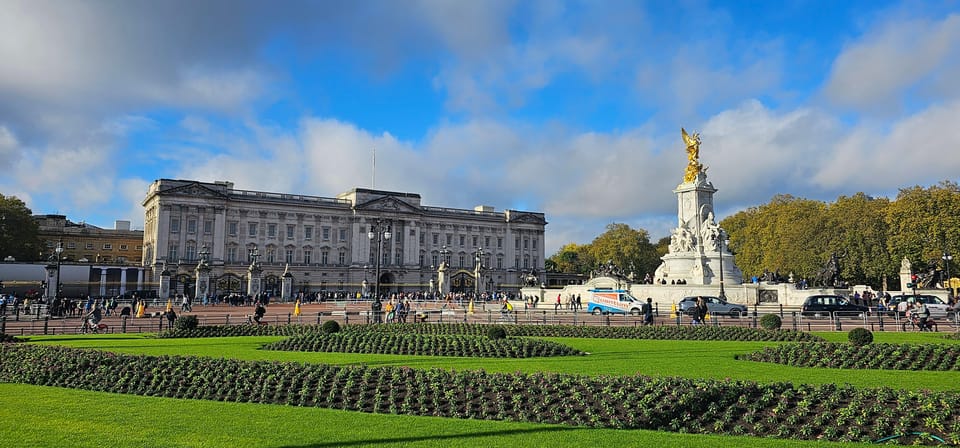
681;127;703;183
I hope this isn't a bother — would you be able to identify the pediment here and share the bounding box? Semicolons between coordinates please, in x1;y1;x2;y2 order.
355;196;422;214
506;211;547;225
161;182;228;199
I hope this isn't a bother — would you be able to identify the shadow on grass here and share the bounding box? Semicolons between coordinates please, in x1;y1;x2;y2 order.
280;426;577;447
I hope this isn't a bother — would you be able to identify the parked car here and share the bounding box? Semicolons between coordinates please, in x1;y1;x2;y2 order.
886;294;954;319
801;294;869;317
678;296;748;317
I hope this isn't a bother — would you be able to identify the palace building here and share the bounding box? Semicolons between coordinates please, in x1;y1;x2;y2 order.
141;179;546;298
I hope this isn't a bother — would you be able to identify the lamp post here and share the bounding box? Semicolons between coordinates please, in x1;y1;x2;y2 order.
367;220;391;300
473;247;485;297
943;250;953;301
54;238;63;301
718;235;728;300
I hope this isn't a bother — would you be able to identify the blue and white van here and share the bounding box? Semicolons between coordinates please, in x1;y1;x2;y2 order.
586;288;645;315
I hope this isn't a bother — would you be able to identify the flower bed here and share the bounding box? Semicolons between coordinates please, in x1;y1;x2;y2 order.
156;324;320;338
349;323;825;342
1;344;957;444
261;332;584;358
737;342;960;371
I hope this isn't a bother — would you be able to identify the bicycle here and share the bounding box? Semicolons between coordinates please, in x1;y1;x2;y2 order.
79;319;108;334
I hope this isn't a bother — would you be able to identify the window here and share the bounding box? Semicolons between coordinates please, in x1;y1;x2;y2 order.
497;255;503;269
85;243;94;250
459;235;465;246
267;224;277;238
524;238;529;249
304;250;312;264
287;225;295;239
170;217;180;233
533;256;538;268
305;226;313;240
339;228;347;241
515;237;520;250
267;249;276;263
322;227;330;241
382;251;389;266
409;229;416;236
515;257;520;269
227;247;237;262
523;255;530;269
485;236;490;248
338;250;345;265
228;221;238;236
119;244;128;251
204;220;213;234
285;249;293;263
433;234;439;245
395;252;402;265
168;245;178;260
248;222;258;237
187;219;197;233
135;245;143;250
66;242;76;249
102;243;112;250
533;238;538;249
458;254;465;267
419;253;424;266
446;234;452;245
497;237;503;249
472;236;477;247
117;256;126;264
419;233;424;244
186;245;196;261
321;251;329;265
432;254;439;267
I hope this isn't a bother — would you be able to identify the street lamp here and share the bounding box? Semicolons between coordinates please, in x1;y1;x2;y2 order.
474;247;485;297
54;238;63;301
718;235;728;300
943;250;954;301
367;220;391;300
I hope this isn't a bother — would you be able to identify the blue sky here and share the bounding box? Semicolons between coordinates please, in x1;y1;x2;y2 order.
2;0;960;256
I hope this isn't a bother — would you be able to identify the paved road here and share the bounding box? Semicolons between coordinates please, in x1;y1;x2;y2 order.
1;300;952;336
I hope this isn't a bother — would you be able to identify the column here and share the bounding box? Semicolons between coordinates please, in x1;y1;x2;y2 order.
213;207;226;262
119;268;128;295
137;268;144;290
99;268;107;297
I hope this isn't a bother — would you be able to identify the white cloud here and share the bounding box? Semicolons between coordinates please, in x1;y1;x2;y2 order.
823;13;960;112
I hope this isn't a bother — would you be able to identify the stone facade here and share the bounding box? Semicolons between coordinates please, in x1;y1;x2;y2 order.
141;179;546;298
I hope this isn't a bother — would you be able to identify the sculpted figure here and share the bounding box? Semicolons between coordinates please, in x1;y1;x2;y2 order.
681;128;703;182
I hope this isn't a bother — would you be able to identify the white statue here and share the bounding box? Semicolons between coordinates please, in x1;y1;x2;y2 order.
701;212;721;252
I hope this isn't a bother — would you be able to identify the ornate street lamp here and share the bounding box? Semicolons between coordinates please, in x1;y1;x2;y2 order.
718;235;728;300
367;220;391;300
473;247;485;297
54;238;63;300
944;250;954;301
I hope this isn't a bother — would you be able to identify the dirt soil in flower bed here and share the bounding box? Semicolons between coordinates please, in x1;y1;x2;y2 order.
738;342;960;371
2;343;959;444
261;331;585;358
345;323;827;342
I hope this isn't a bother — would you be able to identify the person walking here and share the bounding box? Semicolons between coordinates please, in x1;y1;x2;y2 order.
642;298;654;325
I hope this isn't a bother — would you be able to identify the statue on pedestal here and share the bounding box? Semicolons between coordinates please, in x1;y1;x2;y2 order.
681;128;704;183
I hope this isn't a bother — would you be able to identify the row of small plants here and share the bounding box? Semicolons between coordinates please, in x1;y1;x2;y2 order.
347;323;826;342
0;333;20;343
1;344;958;444
155;323;319;338
261;331;584;358
737;342;960;371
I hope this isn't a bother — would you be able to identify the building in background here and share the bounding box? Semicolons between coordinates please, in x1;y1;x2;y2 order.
141;179;546;298
28;215;146;297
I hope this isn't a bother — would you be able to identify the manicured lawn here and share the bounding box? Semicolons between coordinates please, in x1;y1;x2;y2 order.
25;330;960;391
4;329;959;447
0;383;873;448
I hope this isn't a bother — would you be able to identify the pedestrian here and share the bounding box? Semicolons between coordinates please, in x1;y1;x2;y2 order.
164;308;177;329
643;298;654;325
555;293;561;312
693;296;708;326
371;297;383;324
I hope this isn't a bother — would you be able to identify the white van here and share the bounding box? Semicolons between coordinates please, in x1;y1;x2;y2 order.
586;288;645;315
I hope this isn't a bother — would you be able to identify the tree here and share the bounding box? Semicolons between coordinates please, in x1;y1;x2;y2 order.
0;194;42;262
826;193;892;287
587;223;660;279
885;181;960;278
546;243;595;274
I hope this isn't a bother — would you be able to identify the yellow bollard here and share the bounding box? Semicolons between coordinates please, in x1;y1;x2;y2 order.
670;302;677;318
705;312;711;321
468;300;475;314
135;302;144;318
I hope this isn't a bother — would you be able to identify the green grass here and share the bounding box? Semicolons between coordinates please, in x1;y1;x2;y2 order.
0;383;873;448
24;330;960;391
4;329;960;447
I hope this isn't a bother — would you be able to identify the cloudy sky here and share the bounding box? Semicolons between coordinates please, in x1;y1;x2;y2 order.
2;0;959;256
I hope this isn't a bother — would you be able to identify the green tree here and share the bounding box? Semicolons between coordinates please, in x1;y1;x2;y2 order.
0;194;42;262
546;243;595;274
826;192;892;287
587;223;660;279
885;181;960;277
